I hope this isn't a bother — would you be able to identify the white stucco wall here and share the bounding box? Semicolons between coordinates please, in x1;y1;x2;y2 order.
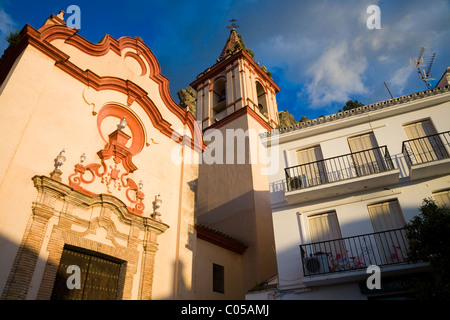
265;86;450;297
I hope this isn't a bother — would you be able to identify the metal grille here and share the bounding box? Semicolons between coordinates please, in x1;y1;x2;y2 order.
300;228;409;276
285;146;394;191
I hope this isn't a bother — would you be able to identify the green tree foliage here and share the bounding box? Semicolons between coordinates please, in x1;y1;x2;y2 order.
0;29;21;65
235;33;254;59
338;99;364;112
405;199;450;299
177;87;197;116
6;29;20;47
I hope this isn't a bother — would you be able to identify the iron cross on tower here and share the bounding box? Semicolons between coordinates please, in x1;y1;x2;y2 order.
227;19;239;29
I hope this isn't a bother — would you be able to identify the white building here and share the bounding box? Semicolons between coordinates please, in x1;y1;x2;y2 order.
247;67;450;300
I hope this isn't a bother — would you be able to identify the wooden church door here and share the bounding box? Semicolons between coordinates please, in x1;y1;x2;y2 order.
51;247;122;300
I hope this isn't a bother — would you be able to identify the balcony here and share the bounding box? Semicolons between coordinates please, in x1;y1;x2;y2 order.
402;131;450;181
299;228;428;285
284;146;400;204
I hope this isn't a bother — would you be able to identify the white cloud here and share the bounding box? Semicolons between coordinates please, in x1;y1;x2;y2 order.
389;65;414;94
0;9;15;32
304;41;368;108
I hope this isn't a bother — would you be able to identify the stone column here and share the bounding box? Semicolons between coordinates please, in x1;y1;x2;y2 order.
139;227;159;300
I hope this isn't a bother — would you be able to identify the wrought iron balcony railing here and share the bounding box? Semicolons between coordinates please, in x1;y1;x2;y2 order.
285;146;395;192
300;228;408;276
402;131;450;167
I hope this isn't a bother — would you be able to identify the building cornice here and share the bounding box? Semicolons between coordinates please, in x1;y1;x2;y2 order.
190;49;280;93
204;105;273;132
263;85;450;142
195;224;247;254
32;175;170;232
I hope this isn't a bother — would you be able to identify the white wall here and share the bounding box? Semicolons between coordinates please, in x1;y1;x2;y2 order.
266;88;450;294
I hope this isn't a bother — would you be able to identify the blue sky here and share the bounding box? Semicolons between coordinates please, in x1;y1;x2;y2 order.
1;0;449;120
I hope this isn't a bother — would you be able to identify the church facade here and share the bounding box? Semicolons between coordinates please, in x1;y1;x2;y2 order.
0;12;278;300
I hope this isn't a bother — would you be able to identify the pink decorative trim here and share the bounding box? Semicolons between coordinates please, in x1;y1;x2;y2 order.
69;129;144;215
124;51;147;77
0;23;205;153
96;104;146;156
38;25;204;151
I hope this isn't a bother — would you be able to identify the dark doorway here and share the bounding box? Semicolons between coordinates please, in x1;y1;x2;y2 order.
51;246;122;300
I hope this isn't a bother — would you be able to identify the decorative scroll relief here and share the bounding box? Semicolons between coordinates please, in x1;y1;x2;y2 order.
69;122;145;215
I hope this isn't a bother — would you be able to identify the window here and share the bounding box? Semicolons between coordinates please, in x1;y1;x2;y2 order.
307;211;344;256
295;145;327;187
256;81;268;119
367;200;407;264
433;189;450;208
212;78;226;118
348;132;386;176
212;263;224;294
403;119;448;163
368;200;405;232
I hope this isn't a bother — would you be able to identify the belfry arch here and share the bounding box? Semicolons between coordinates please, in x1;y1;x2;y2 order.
212;78;227;120
256;81;268;119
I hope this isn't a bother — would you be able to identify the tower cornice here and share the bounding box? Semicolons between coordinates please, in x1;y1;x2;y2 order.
190;50;280;93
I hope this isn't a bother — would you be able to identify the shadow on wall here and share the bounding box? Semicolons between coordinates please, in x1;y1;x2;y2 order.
275;200;430;295
0;233;57;300
0;233;131;300
0;230;196;300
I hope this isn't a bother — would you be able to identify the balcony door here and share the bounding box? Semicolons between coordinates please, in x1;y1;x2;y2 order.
307;212;344;257
367;200;407;264
403;120;448;164
296;146;328;188
348;132;385;176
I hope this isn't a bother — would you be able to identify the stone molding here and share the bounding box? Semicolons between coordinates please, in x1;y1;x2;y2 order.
1;175;168;300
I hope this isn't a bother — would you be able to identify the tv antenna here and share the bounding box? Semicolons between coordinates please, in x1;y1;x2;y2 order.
410;46;437;89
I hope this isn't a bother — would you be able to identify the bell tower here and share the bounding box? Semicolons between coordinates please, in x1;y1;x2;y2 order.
191;27;280;130
191;25;280;297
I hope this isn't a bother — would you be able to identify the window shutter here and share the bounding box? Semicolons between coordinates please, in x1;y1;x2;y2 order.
308;212;341;242
403;120;436;140
367;200;407;264
296;146;327;186
348;133;377;152
348;132;385;175
368;200;405;232
403;120;447;163
433;189;450;208
307;212;344;257
213;264;224;294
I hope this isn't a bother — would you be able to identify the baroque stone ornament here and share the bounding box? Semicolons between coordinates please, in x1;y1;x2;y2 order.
50;149;66;181
68;127;145;215
151;194;162;221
